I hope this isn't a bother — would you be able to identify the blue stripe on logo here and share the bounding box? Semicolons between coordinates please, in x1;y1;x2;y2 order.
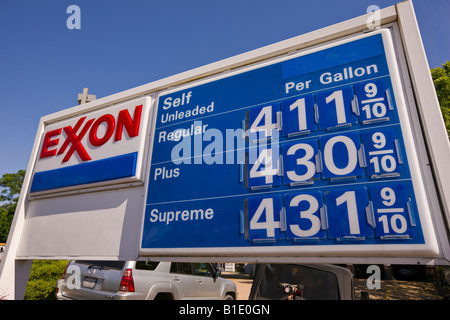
30;152;138;193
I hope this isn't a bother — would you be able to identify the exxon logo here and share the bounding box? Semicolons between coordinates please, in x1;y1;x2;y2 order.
39;105;143;163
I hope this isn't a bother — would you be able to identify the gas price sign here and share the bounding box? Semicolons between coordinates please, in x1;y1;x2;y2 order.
140;29;438;258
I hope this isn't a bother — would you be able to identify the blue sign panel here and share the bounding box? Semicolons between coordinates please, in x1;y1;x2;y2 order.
140;30;429;255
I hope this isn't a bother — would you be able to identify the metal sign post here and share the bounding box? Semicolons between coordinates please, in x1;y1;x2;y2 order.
77;87;96;105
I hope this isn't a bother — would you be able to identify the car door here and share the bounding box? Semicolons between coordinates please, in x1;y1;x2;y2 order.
192;263;220;299
169;262;197;298
249;264;346;300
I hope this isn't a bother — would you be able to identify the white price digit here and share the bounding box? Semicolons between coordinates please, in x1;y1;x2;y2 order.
369;155;397;173
372;132;386;149
369;132;397;173
323;135;358;176
288;194;321;237
378;215;407;234
360;83;387;119
377;187;407;234
364;83;378;97
290;98;307;131
380;187;396;206
336;191;360;234
362;103;387;119
286;143;316;182
372;103;387;117
250;149;279;184
250;105;278;138
250;198;281;237
325;90;347;124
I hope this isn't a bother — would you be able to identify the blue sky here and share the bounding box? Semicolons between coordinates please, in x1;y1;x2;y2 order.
0;0;448;178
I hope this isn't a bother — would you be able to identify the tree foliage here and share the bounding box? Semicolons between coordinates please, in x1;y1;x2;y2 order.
0;170;25;203
0;170;25;243
24;260;68;300
431;61;450;138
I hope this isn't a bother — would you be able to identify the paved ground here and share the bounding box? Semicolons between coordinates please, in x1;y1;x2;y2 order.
354;279;442;300
222;272;445;300
222;272;253;300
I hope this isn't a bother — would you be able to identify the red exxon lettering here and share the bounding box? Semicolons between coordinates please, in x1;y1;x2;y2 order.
39;105;143;163
115;105;143;141
89;114;116;147
58;117;94;162
40;128;62;158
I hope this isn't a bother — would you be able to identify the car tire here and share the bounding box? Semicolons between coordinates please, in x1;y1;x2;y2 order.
154;293;174;300
224;294;235;300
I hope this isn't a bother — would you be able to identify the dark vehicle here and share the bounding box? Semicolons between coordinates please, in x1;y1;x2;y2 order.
392;265;427;281
249;264;354;300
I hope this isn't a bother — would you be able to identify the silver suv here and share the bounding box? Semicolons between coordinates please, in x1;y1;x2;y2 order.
56;260;237;300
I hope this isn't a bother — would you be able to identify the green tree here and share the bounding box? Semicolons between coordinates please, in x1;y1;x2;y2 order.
0;208;13;244
0;170;25;242
24;260;68;300
431;61;450;138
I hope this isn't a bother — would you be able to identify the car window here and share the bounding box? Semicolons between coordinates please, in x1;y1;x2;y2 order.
74;260;125;270
192;263;214;277
135;261;159;271
170;262;193;275
257;264;340;300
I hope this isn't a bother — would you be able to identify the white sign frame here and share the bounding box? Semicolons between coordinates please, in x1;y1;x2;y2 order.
0;1;449;299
